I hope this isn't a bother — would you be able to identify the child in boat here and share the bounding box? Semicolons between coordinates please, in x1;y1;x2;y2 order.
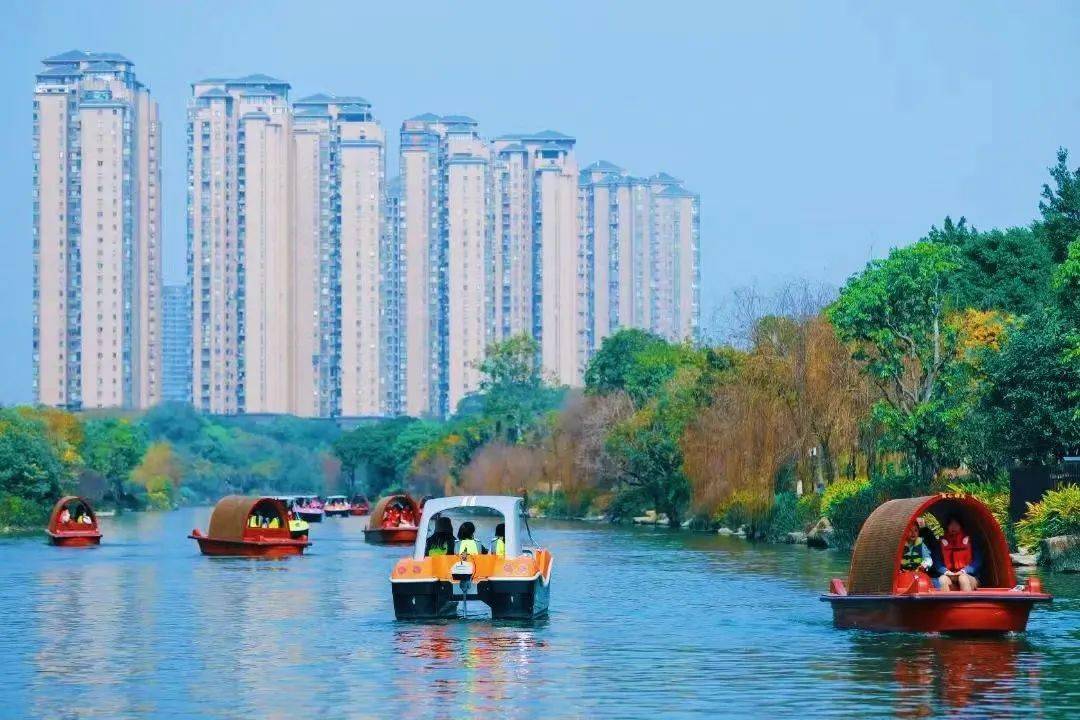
456;521;487;556
937;515;982;591
425;516;456;556
492;523;506;557
901;524;933;574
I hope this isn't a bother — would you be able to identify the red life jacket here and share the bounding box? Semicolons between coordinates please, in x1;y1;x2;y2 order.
940;532;972;572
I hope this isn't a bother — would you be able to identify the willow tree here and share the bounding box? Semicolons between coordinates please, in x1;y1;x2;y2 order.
828;241;962;486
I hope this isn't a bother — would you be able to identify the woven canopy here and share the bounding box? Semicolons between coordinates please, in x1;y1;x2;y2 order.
206;496;287;541
847;494;1014;594
369;494;418;527
47;496;97;531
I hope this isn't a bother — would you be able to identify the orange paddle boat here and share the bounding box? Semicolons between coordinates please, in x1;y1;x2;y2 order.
390;495;552;620
46;496;102;546
363;494;420;545
189;496;310;557
822;493;1051;633
349;494;371;516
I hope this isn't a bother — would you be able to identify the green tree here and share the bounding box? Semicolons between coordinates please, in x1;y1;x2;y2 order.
0;409;65;506
585;329;703;406
1038;148;1080;262
82;418;148;507
828;241;963;484
974;309;1080;465
950;227;1052;315
333;418;417;496
474;334;562;443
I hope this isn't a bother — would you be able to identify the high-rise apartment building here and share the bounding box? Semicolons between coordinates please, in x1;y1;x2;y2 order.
162;284;192;403
33;51;162;410
578;164;700;356
492;131;580;385
188;74;293;415
292;94;386;418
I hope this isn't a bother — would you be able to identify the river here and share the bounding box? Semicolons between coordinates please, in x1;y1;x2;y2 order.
2;507;1078;719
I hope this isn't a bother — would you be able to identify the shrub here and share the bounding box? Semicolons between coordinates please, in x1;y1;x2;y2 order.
765;492;799;541
828;482;882;550
797;492;822;529
717;489;772;537
821;477;870;519
0;492;51;533
1017;484;1080;550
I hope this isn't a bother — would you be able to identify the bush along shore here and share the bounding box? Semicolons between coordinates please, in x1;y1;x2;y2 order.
5;150;1080;568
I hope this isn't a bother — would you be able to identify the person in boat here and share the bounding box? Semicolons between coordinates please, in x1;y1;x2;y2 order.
425;516;456;556
79;512;93;525
456;521;487;556
492;523;506;557
936;515;982;591
914;516;943;581
59;506;71;525
383;504;402;529
400;504;417;527
900;523;933;575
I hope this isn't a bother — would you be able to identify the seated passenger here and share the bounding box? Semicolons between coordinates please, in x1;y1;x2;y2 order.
249;514;260;528
79;512;93;525
915;517;942;580
59;507;71;525
400;506;417;527
937;515;982;591
383;505;402;529
456;521;486;556
268;516;280;529
492;522;506;557
425;516;456;556
900;523;933;574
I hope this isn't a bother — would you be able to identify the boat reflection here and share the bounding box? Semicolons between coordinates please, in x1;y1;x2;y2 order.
849;634;1041;718
392;621;547;715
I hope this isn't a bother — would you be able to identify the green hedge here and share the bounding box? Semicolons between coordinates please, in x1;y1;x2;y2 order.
1017;484;1080;550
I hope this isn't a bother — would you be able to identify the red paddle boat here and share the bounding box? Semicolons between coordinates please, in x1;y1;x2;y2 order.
363;493;420;545
189;496;310;557
349;495;371;516
822;493;1051;633
46;496;102;546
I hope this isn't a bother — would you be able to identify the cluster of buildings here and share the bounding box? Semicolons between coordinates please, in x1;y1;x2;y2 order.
33;52;701;419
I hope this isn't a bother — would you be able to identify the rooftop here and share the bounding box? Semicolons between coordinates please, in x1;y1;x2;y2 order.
43;50;133;65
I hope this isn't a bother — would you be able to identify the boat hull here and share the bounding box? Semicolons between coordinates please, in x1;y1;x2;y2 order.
364;527;418;545
190;535;308;557
296;510;324;523
822;592;1051;633
48;532;101;547
324;508;350;518
391;576;549;620
349;507;369;516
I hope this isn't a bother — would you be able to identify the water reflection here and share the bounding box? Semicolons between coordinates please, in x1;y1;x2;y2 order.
847;634;1041;718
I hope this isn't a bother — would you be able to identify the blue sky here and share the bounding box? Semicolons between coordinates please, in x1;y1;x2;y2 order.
1;1;1078;404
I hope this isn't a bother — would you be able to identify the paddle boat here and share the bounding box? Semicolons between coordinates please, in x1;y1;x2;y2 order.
821;493;1051;633
46;496;102;547
294;495;325;523
390;495;552;620
349;495;371;516
272;496;310;539
324;495;351;518
189;496;310;557
363;493;420;545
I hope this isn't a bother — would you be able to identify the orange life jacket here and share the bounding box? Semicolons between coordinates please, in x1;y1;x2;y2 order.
940;532;972;572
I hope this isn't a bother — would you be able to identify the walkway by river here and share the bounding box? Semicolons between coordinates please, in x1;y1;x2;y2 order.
2;507;1078;718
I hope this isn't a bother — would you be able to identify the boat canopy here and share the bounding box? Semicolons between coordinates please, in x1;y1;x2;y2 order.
47;496;98;532
847;493;1014;595
412;495;526;561
207;496;290;541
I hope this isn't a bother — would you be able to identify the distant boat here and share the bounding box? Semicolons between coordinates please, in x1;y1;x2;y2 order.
349;495;371;516
189;496;309;557
324;495;350;518
363;494;420;545
294;495;325;523
46;496;102;547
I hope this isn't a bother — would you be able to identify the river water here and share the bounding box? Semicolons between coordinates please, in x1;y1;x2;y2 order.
2;507;1078;719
